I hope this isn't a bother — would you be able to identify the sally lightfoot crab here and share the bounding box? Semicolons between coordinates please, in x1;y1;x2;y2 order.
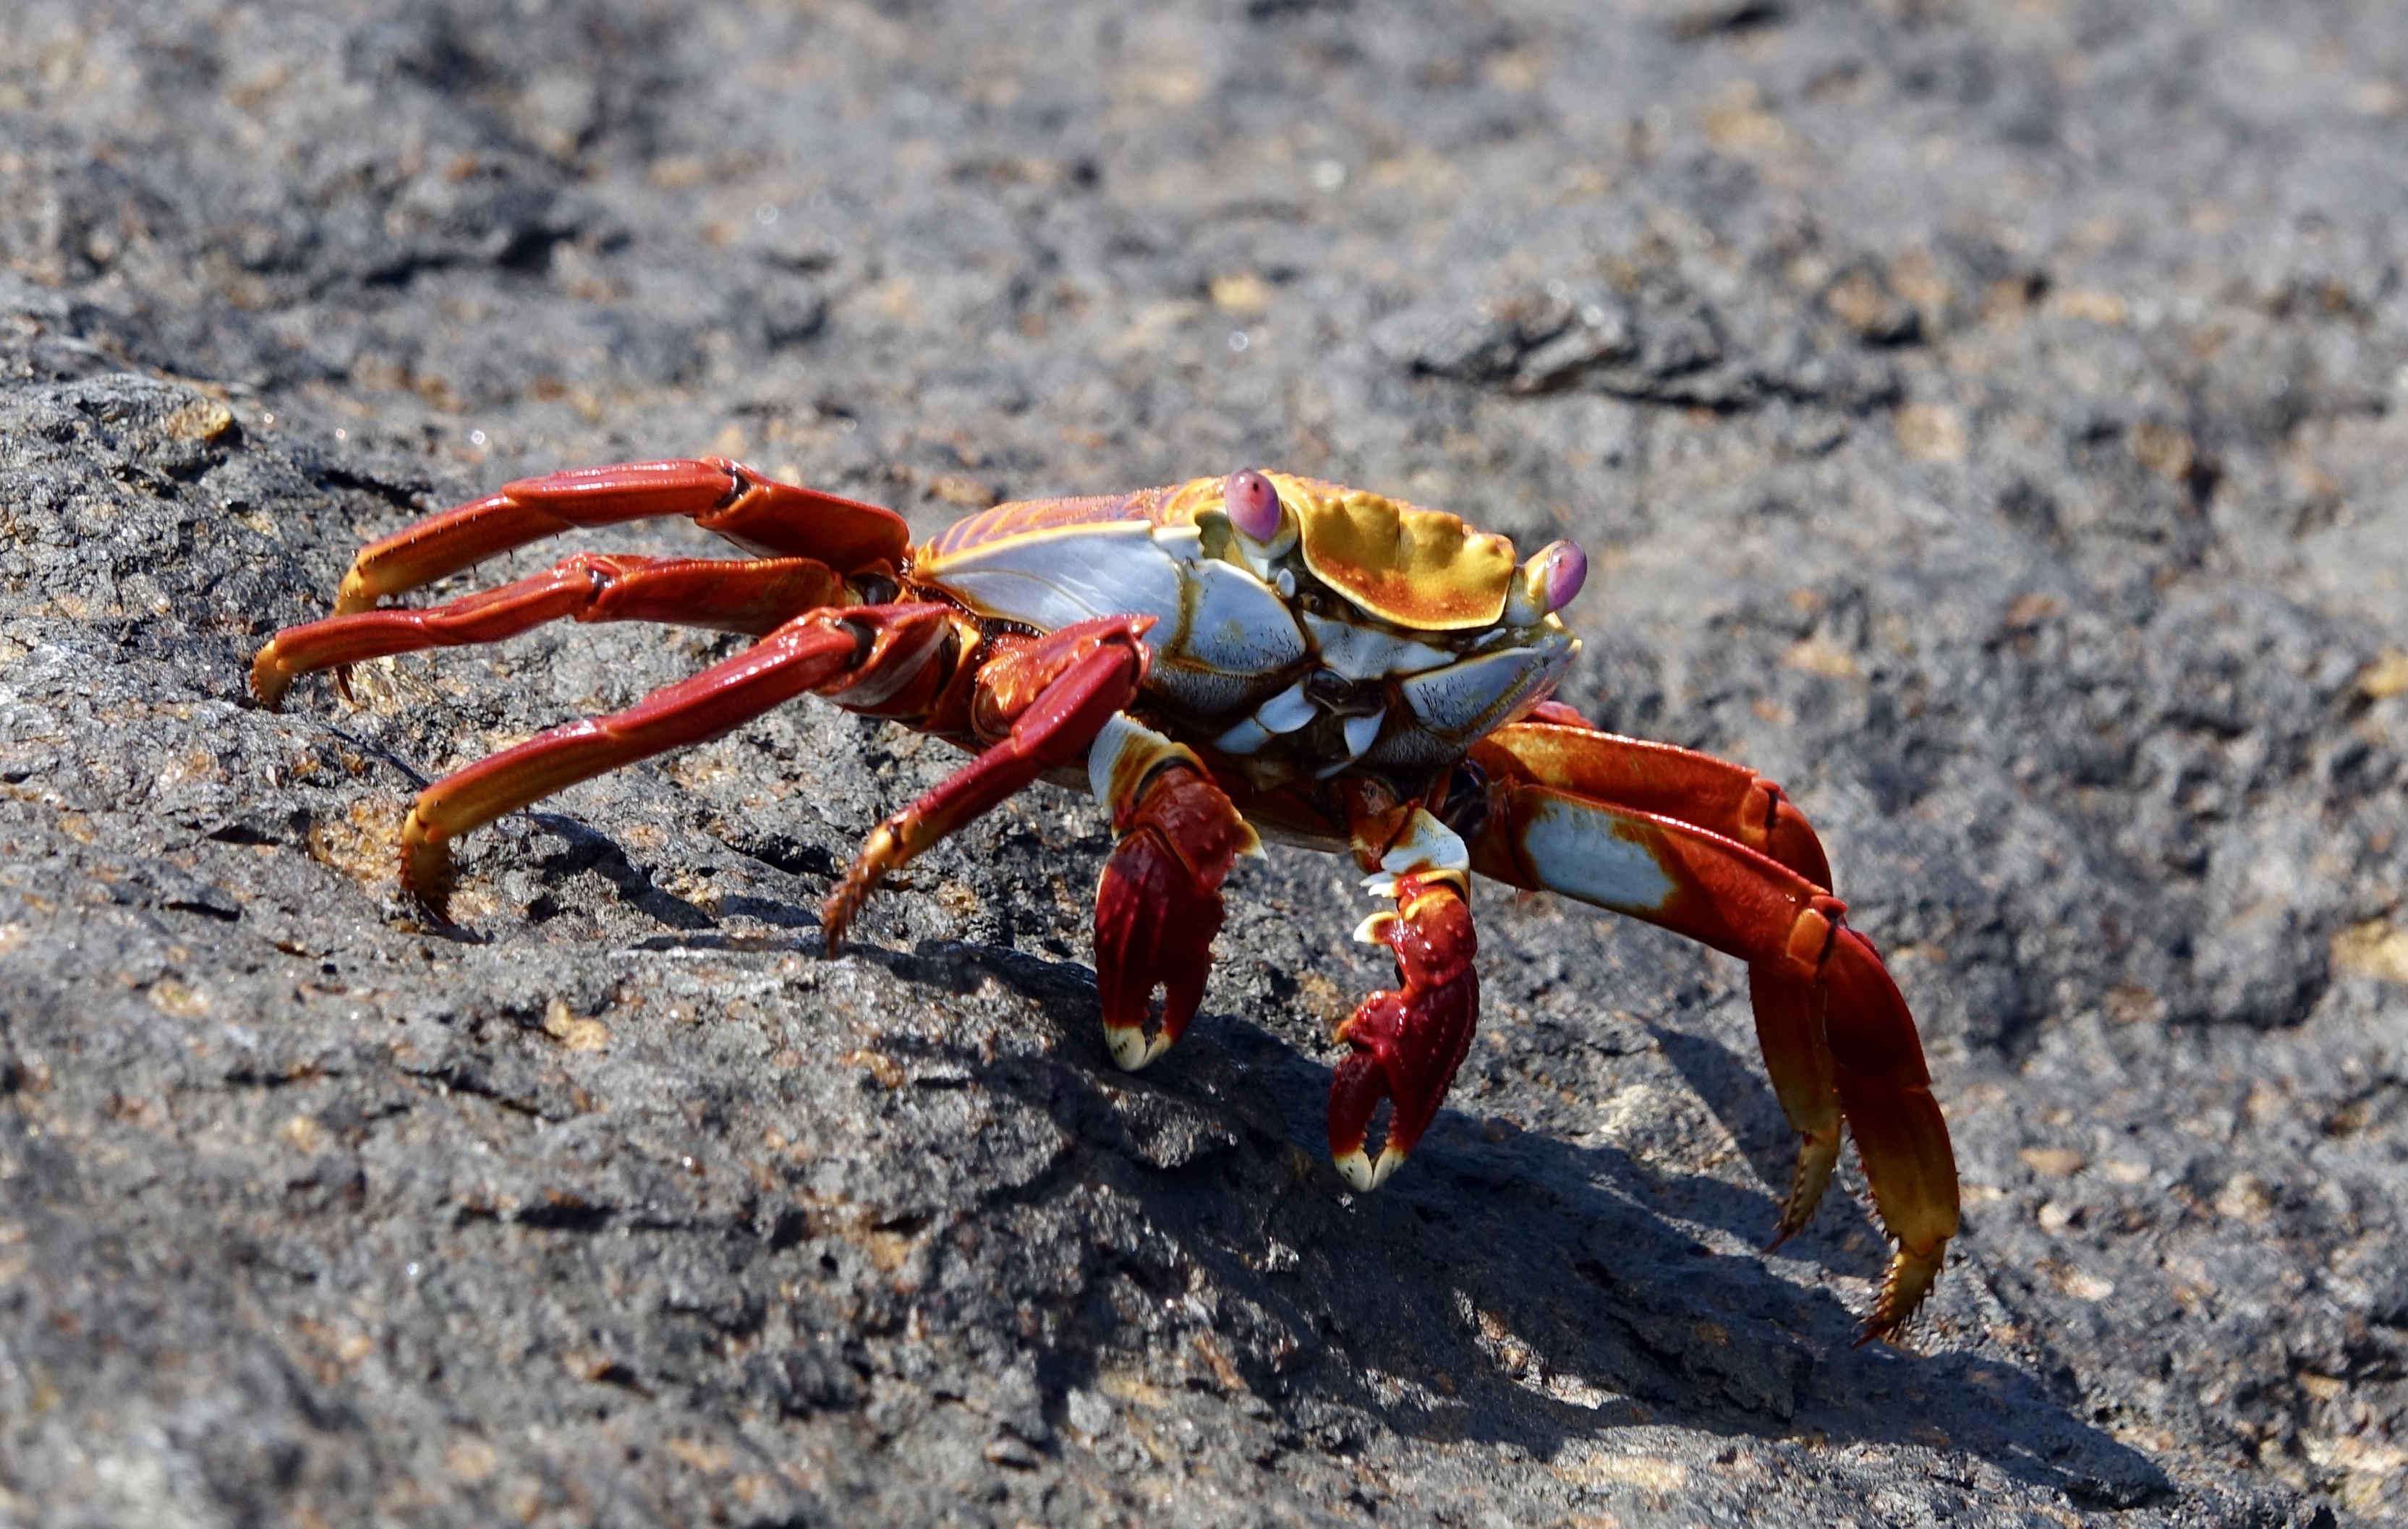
252;460;1961;1339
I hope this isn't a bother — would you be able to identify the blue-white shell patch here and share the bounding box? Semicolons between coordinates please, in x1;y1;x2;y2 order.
924;524;1309;686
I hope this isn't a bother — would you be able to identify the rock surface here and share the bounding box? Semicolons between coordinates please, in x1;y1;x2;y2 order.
2;1;2405;1523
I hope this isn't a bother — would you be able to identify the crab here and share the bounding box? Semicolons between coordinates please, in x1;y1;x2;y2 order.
251;459;1960;1338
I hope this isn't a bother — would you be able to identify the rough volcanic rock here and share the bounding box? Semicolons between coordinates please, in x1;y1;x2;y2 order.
1;1;2404;1524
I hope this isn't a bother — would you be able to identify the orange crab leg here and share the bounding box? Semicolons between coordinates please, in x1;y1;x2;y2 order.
329;458;909;616
1476;718;1832;885
1086;715;1259;1070
250;553;846;710
1459;763;1959;1340
1818;927;1958;1337
397;602;954;912
1476;720;1845;1243
820;616;1154;953
1745;964;1845;1247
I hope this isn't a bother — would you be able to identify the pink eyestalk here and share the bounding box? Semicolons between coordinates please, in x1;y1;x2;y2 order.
1504;538;1588;626
1222;469;1285;544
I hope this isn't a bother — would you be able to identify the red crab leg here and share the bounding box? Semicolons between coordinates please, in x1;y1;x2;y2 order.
329;458;909;616
1326;804;1482;1191
1475;719;1844;1242
250;553;846;710
1458;744;1960;1340
820;616;1154;953
1087;715;1259;1070
1481;715;1833;884
396;602;954;913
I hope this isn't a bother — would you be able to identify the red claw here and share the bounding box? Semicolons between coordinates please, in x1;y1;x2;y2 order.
1094;824;1222;1070
1329;874;1480;1190
1092;765;1248;1070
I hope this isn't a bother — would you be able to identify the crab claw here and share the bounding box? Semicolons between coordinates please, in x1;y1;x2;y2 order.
1090;754;1255;1071
1329;873;1479;1190
1094;820;1224;1070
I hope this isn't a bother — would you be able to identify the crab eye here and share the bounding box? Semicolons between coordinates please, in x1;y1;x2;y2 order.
1537;540;1587;613
1222;469;1283;543
1505;539;1587;624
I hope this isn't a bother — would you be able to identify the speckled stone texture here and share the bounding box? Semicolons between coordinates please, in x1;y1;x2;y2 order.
1;1;2404;1524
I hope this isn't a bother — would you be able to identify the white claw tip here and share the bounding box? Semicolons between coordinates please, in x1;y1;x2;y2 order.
1334;1149;1376;1191
1105;1024;1174;1073
1353;911;1399;945
1332;1145;1408;1191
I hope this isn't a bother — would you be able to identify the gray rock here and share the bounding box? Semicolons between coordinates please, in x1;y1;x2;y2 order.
1;1;2403;1524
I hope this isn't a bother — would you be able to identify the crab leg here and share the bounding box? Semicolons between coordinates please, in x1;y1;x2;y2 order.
250;553;846;710
1476;719;1845;1243
820;616;1154;953
328;458;909;616
1745;966;1844;1248
1484;714;1833;885
1086;714;1259;1070
396;602;954;912
1458;753;1960;1339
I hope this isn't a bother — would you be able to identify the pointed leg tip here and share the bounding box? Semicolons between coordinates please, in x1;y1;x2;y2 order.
817;906;851;958
399;815;461;923
401;873;458;927
1855;1243;1945;1347
249;652;292;712
1849;1310;1915;1349
818;886;869;958
1104;1023;1173;1072
400;861;458;924
821;825;912;960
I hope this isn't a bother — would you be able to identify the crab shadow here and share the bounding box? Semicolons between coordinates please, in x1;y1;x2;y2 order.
720;928;2174;1511
1643;1018;1842;1260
